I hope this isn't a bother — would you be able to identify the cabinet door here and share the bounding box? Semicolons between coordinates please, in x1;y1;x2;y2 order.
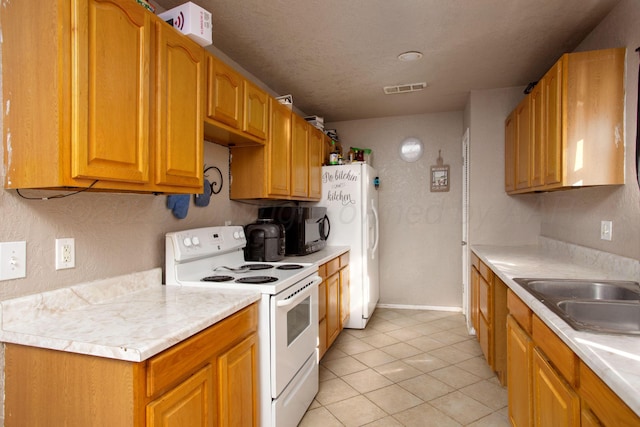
72;0;150;183
515;98;531;190
471;267;480;333
326;273;341;348
339;265;350;328
504;111;516;192
308;126;323;200
207;56;243;128
217;334;258;427
267;98;292;196
543;61;562;187
243;81;269;141
532;348;579;427
154;21;204;189
507;315;533;427
147;365;214;427
318;280;328;358
291;115;309;198
529;82;544;188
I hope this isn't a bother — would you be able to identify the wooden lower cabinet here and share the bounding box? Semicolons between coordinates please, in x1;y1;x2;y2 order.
532;348;580;427
318;251;350;359
470;252;507;384
507;315;533;427
147;365;214;427
4;304;258;427
506;290;640;427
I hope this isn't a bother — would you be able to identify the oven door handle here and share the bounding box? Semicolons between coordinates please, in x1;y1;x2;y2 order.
276;276;322;307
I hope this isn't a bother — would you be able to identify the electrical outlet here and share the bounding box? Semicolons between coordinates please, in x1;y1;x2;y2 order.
0;241;27;281
55;238;75;270
600;221;613;241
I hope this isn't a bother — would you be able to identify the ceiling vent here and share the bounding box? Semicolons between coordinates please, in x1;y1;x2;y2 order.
383;82;427;95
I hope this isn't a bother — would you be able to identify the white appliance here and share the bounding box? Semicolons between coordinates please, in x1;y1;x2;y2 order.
320;163;380;329
165;226;321;427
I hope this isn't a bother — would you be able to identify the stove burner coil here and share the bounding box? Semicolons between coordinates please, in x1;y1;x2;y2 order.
243;264;274;270
276;264;304;270
236;276;278;284
201;275;235;282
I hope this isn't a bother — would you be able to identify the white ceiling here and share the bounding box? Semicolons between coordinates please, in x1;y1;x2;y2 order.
153;0;621;122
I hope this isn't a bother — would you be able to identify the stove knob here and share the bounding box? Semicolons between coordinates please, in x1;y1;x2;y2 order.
192;236;200;246
233;231;241;239
183;237;192;247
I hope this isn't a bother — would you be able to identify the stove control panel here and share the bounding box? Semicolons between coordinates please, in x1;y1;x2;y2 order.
166;226;246;262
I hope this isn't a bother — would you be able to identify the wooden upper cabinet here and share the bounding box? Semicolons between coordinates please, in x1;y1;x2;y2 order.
514;97;531;191
206;55;243;128
529;82;544;188
290;114;310;198
308;126;323;199
543;61;562;187
73;0;151;184
504;111;517;193
2;0;204;194
268;98;292;196
505;48;625;194
153;20;204;188
243;80;269;141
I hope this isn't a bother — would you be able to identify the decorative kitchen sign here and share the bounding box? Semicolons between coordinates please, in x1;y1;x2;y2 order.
430;150;450;192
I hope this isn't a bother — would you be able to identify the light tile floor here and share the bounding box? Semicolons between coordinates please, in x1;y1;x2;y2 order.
300;308;509;426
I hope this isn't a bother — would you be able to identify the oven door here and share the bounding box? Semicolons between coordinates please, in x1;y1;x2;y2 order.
270;274;320;397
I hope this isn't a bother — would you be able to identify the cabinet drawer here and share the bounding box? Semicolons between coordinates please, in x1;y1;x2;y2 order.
339;252;350;267
507;290;532;334
147;304;257;397
532;315;577;387
471;252;480;270
318;263;327;280
479;261;493;283
325;257;340;277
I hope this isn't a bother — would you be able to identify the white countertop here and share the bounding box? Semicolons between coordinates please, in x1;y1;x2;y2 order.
284;245;350;265
0;269;261;362
471;241;640;416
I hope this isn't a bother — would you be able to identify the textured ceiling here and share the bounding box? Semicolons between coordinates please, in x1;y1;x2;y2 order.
153;0;621;122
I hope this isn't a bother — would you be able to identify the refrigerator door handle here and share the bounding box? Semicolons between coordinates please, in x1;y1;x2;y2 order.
370;200;379;258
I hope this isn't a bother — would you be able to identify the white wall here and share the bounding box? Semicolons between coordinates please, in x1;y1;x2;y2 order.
539;0;640;260
0;142;257;300
327;112;464;308
467;88;541;246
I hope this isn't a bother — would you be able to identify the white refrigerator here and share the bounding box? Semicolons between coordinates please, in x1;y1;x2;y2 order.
320;163;380;329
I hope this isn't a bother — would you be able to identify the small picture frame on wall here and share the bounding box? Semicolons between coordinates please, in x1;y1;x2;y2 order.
430;150;450;192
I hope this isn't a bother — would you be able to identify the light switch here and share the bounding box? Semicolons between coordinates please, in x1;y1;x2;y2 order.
0;241;27;281
600;221;613;241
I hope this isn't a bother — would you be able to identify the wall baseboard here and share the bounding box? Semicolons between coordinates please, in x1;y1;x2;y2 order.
376;303;463;313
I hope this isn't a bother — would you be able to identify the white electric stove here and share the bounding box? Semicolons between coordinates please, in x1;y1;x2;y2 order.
165;226;320;427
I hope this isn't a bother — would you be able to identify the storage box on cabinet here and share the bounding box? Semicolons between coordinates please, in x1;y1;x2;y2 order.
5;304;259;427
2;0;204;194
504;48;625;194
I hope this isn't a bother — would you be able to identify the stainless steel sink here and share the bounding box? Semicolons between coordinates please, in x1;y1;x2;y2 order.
513;278;640;301
513;278;640;336
556;300;640;335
